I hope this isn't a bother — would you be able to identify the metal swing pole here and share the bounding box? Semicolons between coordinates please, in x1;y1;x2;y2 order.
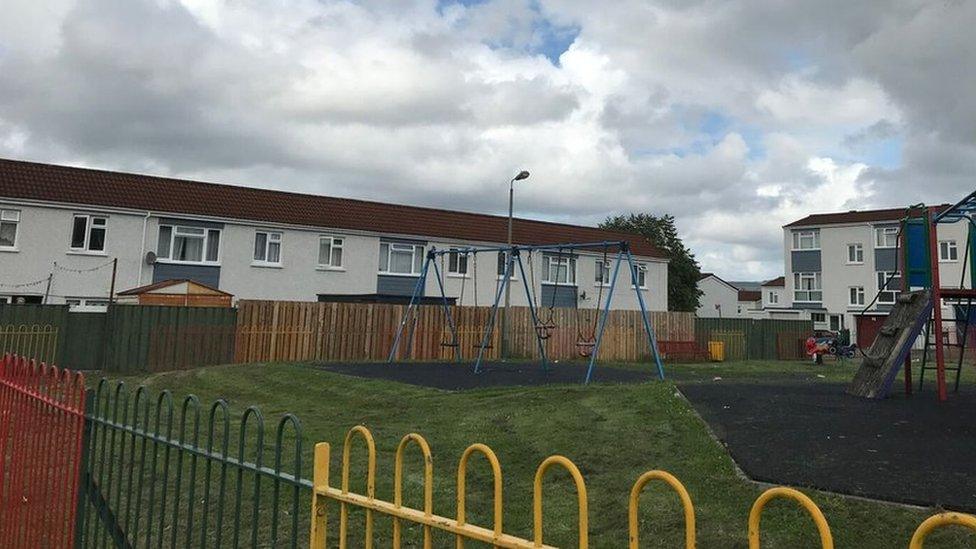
584;248;624;384
627;247;666;380
474;248;514;374
430;252;461;363
387;254;432;363
514;248;549;371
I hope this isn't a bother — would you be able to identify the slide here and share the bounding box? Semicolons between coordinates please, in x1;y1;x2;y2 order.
847;289;932;399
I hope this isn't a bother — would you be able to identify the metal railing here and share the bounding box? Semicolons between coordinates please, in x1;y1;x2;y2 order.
76;378;310;548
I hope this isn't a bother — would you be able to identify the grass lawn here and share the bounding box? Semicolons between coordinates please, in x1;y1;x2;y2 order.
115;360;974;548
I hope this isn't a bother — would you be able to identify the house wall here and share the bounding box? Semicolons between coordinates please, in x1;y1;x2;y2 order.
696;277;738;318
0;200;669;311
0;202;147;302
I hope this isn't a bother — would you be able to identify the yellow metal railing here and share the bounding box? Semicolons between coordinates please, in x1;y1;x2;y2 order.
309;426;976;548
0;324;59;365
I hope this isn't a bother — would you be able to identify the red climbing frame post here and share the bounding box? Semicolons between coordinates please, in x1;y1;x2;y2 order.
0;353;88;548
928;207;948;402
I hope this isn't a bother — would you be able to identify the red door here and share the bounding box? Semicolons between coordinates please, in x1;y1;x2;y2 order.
856;314;887;348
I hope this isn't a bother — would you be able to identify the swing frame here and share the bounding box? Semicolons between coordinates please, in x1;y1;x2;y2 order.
386;240;666;384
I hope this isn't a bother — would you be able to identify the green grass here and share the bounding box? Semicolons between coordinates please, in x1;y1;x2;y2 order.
113;361;975;548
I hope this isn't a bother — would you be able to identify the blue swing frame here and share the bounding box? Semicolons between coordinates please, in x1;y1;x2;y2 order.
386;240;665;384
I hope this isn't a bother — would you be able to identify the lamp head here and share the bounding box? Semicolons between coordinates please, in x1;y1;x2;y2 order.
513;170;530;181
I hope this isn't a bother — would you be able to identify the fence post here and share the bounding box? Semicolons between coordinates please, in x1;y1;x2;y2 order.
74;389;95;549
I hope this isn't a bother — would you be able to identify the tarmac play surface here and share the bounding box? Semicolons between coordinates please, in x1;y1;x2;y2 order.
679;380;976;511
310;360;653;390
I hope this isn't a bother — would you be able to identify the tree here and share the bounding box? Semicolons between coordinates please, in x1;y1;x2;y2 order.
601;213;702;312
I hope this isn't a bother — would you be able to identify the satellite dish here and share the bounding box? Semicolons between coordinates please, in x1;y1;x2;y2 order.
145;251;157;265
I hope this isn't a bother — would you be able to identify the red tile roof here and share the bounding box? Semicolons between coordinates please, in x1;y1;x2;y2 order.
761;276;785;287
784;205;949;228
0;158;664;258
737;289;762;302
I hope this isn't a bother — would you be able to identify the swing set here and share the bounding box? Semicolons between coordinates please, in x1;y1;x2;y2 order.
386;240;665;384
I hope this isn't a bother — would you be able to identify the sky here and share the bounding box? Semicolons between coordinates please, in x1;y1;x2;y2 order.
0;0;973;280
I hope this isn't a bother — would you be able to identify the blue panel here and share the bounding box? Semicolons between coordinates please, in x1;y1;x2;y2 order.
875;248;899;273
152;263;221;288
540;284;578;308
904;221;930;286
791;250;821;272
377;275;423;297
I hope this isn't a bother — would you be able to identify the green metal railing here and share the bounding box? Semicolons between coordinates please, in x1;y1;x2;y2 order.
76;379;311;548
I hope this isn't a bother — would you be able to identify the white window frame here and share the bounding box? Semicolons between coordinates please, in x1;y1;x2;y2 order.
811;312;826;324
495;251;518;280
847;243;864;264
318;235;344;270
877;271;900;304
875;226;899;249
253;230;283;266
379;242;424;276
791;229;820;250
594;259;611;286
768;291;779;304
446;248;469;277
793;272;822;303
65;298;110;312
0;208;20;251
939;240;958;262
541;254;576;285
632;263;648;289
157;224;222;265
849;286;865;306
69;214;108;253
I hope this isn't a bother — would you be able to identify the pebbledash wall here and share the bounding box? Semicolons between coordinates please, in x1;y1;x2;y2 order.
0;202;667;312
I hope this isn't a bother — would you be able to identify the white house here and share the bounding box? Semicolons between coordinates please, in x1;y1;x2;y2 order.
782;205;969;343
696;273;739;318
0;158;669;311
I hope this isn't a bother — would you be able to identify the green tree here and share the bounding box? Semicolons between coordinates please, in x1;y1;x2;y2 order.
601;213;703;311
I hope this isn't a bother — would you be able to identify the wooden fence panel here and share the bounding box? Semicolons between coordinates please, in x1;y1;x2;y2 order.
696;318;814;360
235;300;695;364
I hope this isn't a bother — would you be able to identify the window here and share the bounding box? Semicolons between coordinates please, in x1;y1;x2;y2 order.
0;209;19;249
849;286;866;306
495;251;518;279
847;243;864;264
595;259;611;285
69;215;107;252
542;254;576;285
444;248;469;276
632;263;647;288
877;271;902;304
875;226;898;248
379;242;424;275
939;240;958;262
157;225;221;264
253;231;282;265
65;298;109;312
830;314;842;332
793;272;822;302
811;312;826;323
768;292;779;304
318;236;344;269
792;230;820;250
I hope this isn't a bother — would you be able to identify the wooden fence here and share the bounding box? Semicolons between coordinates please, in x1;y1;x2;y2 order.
0;324;60;364
235;300;696;364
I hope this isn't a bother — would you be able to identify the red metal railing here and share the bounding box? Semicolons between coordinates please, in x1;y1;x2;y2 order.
0;353;87;548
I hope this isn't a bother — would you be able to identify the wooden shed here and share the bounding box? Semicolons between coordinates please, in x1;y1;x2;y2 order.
116;279;233;308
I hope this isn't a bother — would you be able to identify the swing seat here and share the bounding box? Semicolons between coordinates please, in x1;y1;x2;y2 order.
440;341;459;348
576;339;596;357
534;322;555;340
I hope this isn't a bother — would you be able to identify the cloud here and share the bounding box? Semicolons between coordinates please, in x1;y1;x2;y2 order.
0;0;973;281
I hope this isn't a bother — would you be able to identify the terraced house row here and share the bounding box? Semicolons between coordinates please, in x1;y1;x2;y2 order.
0;158;668;311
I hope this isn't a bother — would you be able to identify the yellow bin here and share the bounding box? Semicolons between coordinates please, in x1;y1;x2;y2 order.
708;341;725;362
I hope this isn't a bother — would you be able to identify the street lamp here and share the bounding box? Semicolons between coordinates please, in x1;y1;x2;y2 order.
502;170;530;359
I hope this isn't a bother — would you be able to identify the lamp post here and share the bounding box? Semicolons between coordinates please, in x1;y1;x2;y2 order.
501;170;530;359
